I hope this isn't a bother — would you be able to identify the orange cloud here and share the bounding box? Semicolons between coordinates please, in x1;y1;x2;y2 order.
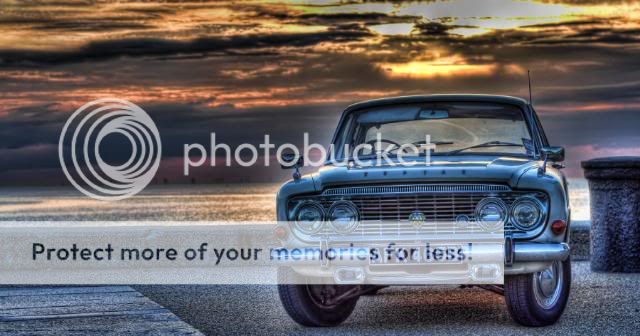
378;55;497;79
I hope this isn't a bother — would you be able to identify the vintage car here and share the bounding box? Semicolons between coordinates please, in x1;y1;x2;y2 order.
274;95;571;327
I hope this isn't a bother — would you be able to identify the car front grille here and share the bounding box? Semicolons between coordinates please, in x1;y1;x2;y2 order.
290;184;547;239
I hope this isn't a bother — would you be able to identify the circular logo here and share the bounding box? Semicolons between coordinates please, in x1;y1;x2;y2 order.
408;211;426;228
58;98;161;201
455;214;470;228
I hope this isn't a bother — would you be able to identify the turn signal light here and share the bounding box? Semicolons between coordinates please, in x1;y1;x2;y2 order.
551;220;567;235
273;226;288;240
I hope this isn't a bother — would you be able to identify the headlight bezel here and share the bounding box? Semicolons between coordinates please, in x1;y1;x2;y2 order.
328;200;360;234
475;197;508;232
292;200;326;234
509;196;546;231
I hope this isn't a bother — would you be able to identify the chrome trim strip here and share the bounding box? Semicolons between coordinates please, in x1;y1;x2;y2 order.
513;243;570;262
322;184;511;196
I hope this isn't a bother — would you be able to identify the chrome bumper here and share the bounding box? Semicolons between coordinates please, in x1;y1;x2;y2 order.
273;242;570;266
275;242;571;282
513;242;570;262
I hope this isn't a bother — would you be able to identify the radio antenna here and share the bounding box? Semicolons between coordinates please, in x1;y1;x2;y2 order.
527;70;533;105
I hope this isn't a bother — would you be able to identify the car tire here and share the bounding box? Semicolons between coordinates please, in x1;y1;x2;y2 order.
277;267;359;327
504;258;571;327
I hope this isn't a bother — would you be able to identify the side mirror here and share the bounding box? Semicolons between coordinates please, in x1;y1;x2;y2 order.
542;146;564;162
280;152;304;181
280;153;303;169
538;146;565;177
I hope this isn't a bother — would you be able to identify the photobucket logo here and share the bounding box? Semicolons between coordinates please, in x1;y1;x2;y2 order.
183;132;435;175
58;98;161;201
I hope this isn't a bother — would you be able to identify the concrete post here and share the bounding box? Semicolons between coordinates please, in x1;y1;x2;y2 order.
581;157;640;272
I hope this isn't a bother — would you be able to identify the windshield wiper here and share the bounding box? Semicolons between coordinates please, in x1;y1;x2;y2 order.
442;141;524;155
412;140;455;146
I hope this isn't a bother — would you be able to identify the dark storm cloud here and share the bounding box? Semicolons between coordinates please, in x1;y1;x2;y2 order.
528;30;640;44
298;12;418;24
262;11;419;26
31;20;151;31
414;21;454;35
0;100;344;172
0;3;166;26
541;108;640;147
521;19;609;28
0;103;67;150
240;2;418;24
0;144;60;173
0;10;158;27
147;101;343;155
0;29;372;67
401;19;640;47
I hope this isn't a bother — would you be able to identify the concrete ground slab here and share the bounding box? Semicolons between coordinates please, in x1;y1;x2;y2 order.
0;286;203;336
136;261;640;335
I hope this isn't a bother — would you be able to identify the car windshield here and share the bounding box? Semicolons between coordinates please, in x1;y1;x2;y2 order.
334;102;534;160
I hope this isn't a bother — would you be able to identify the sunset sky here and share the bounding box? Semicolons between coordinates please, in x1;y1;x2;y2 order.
1;0;639;184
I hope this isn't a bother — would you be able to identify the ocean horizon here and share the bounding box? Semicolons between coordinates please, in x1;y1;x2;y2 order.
0;178;590;222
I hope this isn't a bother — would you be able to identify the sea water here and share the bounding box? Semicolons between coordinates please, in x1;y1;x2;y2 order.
0;179;590;222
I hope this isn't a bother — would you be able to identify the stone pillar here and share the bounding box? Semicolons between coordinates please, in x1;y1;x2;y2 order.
581;157;640;272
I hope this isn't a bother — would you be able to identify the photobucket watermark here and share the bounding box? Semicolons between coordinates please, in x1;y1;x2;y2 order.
183;132;437;175
59;98;161;201
59;98;438;200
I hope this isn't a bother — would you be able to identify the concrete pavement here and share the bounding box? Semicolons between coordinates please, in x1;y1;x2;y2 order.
135;261;640;335
0;286;202;336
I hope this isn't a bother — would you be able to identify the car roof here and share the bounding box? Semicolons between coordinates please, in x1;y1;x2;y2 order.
343;94;530;114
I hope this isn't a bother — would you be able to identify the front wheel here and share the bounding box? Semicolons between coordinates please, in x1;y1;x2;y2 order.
277;267;359;327
504;258;571;327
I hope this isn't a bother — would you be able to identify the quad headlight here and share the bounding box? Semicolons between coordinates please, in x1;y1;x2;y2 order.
474;195;546;232
292;201;325;234
328;201;360;233
475;197;508;232
510;196;545;230
290;200;360;234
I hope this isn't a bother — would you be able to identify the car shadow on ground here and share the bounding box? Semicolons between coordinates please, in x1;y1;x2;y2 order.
135;285;525;335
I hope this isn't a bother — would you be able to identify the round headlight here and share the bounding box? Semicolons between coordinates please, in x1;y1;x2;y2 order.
293;201;325;234
328;201;359;233
475;197;507;232
510;197;544;230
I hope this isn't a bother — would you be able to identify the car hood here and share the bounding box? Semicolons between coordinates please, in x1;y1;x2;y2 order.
311;156;538;191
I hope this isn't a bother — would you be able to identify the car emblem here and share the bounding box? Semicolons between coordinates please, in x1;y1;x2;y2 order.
455;214;470;228
408;211;426;228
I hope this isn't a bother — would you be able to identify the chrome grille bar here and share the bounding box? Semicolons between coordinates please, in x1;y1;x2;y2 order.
322;184;511;196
